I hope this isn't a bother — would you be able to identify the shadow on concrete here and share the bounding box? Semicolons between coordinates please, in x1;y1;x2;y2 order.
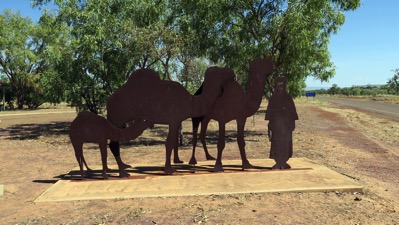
32;180;58;184
56;163;274;181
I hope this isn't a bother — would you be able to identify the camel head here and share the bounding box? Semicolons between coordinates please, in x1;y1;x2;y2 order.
249;57;274;80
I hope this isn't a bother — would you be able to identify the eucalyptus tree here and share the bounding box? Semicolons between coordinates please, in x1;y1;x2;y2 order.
176;57;208;94
33;0;198;113
387;69;399;95
32;0;361;109
43;0;143;113
0;9;64;108
172;0;361;98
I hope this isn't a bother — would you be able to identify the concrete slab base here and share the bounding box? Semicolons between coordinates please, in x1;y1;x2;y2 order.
35;158;363;202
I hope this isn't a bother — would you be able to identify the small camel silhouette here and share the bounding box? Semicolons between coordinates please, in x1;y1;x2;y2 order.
190;57;274;172
106;67;234;176
69;111;153;179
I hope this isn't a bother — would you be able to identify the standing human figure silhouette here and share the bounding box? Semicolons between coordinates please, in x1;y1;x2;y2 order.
265;76;298;169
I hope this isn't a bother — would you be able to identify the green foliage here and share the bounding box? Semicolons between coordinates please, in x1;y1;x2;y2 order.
176;58;208;94
0;9;64;109
23;0;360;111
45;0;143;113
312;84;389;96
172;0;360;98
0;77;14;109
35;0;198;113
328;84;340;95
0;10;36;108
387;69;399;95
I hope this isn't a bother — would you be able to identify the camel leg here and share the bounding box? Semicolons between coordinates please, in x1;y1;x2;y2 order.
81;155;93;177
81;155;92;171
72;141;85;180
213;122;226;172
173;139;183;163
109;141;131;170
165;124;178;174
77;154;93;177
200;117;215;160
99;142;109;179
178;123;184;146
173;126;183;163
189;117;201;165
109;141;130;178
237;118;254;170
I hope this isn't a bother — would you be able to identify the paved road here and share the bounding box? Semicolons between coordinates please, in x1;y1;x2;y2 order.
317;96;399;118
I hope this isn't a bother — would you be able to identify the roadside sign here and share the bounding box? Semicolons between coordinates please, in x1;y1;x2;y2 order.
306;92;316;98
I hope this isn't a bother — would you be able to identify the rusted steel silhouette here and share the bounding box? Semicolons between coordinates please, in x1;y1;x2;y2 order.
191;84;216;161
69;111;153;179
190;57;274;172
106;68;234;175
265;76;298;169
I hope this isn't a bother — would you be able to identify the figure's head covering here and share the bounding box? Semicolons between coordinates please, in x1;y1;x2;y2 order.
275;76;286;85
275;76;287;91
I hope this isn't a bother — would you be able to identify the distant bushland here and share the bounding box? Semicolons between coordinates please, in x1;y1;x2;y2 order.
307;84;392;96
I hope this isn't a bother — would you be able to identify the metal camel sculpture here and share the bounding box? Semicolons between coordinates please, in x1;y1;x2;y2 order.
191;84;216;161
69;111;153;179
189;57;274;172
106;67;234;176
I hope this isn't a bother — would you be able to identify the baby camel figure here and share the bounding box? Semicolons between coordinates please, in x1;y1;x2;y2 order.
69;111;153;179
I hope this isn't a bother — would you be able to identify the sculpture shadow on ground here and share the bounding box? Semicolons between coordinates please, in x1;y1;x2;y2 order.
32;179;58;184
2;121;70;140
54;164;207;180
53;163;273;181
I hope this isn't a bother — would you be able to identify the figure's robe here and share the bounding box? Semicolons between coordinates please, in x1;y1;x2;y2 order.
265;91;298;167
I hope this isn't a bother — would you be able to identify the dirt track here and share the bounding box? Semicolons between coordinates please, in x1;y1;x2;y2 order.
0;98;398;224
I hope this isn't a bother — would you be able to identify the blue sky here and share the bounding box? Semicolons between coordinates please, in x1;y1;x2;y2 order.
307;0;399;88
1;1;398;88
0;1;43;22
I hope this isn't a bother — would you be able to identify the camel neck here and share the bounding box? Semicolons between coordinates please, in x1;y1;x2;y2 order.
245;73;267;115
109;123;138;142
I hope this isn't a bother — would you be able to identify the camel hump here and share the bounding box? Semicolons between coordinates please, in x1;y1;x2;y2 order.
127;68;160;83
204;66;235;84
250;57;274;75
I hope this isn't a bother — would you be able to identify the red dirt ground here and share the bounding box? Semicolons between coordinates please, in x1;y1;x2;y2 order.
0;99;398;224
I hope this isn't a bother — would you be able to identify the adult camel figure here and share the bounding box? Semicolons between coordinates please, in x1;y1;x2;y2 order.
106;67;234;176
190;84;216;161
189;57;274;172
